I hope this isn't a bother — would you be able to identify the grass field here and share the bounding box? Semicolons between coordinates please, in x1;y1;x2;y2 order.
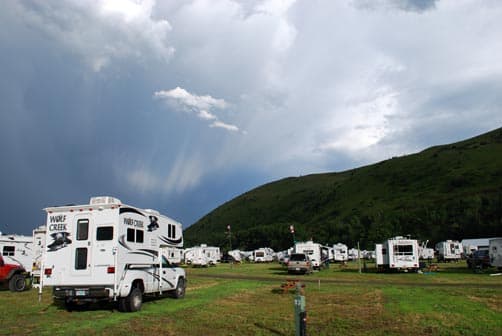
0;262;501;335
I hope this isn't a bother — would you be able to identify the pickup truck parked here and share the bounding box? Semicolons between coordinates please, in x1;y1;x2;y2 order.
0;255;29;291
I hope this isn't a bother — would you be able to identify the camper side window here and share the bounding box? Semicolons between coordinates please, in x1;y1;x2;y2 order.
77;219;89;240
75;248;88;270
96;226;113;241
2;246;15;256
126;228;144;243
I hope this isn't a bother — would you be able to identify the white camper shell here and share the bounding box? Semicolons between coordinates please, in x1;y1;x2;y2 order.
489;238;502;269
294;241;328;270
42;196;186;312
376;236;419;272
435;240;463;262
333;243;348;262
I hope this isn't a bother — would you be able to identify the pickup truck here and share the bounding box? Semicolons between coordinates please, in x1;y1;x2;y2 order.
0;255;29;291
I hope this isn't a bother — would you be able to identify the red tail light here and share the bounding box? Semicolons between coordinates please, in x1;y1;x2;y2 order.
44;268;52;276
107;266;115;274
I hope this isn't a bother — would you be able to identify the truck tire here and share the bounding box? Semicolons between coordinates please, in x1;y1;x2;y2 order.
8;274;26;292
126;287;143;312
171;278;186;299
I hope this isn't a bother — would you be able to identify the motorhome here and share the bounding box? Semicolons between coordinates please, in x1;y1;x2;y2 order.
294;241;328;270
489;238;502;269
435;240;463;262
375;236;419;272
41;196;186;312
332;243;348;262
253;247;274;262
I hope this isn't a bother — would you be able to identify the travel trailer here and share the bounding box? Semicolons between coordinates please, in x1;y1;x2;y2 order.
489;238;502;269
375;236;419;272
184;246;208;267
41;196;186;312
253;247;274;262
163;246;183;266
202;245;221;265
332;243;348;262
435;240;463;262
294;241;328;270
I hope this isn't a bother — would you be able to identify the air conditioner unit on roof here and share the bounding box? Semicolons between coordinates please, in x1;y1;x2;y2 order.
90;196;121;205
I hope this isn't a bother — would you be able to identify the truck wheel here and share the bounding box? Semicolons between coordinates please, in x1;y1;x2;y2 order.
171;278;186;299
8;274;26;292
126;287;142;312
117;297;128;312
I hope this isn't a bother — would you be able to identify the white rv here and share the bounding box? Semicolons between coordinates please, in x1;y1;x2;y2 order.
435;240;463;262
253;247;274;262
375;236;419;272
489;238;502;269
41;196;186;312
0;233;33;272
332;243;348;262
228;249;242;262
348;248;360;260
419;241;434;260
163;246;183;266
294;241;328;270
203;245;221;265
31;225;47;287
184;246;208;267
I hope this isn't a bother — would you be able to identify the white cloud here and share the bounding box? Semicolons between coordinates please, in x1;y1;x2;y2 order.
154;86;241;133
210;121;240;132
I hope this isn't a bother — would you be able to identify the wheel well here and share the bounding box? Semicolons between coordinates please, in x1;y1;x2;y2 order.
7;269;25;280
132;279;144;293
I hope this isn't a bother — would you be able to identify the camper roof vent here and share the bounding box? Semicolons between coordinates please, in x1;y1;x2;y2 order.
144;209;160;215
90;196;121;205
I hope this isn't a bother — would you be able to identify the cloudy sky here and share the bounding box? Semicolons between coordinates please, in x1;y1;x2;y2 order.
1;0;501;235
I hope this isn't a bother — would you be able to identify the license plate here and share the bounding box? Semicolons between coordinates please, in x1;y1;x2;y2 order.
295;268;300;271
76;290;87;296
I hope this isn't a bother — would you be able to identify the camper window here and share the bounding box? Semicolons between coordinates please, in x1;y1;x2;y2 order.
394;245;413;255
77;219;89;240
126;228;144;243
75;248;88;270
136;230;144;243
96;226;113;241
2;246;15;256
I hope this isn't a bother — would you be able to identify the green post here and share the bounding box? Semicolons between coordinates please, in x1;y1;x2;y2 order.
294;283;306;336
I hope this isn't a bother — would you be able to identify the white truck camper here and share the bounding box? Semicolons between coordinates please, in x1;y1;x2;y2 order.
435;240;463;262
41;196;186;312
294;241;328;270
333;243;348;262
0;233;33;273
489;238;502;269
375;236;419;272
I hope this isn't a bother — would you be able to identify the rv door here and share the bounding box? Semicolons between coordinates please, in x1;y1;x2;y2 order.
71;215;93;276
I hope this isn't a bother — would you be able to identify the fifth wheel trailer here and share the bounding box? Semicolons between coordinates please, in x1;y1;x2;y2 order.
41;196;186;312
376;236;419;272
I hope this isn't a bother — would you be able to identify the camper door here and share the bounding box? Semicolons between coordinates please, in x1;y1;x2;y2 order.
72;215;93;276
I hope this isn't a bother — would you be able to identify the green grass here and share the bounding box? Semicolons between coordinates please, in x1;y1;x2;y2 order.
0;262;500;335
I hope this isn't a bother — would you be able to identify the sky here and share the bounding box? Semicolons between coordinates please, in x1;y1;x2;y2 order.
1;0;502;235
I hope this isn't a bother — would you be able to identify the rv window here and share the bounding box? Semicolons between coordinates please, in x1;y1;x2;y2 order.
136;230;144;243
77;219;89;240
2;246;15;256
168;224;172;238
395;245;413;255
127;228;135;242
75;248;88;270
171;225;176;238
96;227;113;241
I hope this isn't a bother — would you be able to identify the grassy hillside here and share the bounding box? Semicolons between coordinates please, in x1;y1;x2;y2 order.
185;127;502;250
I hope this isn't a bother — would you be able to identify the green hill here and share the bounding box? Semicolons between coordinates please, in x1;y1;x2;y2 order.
184;127;502;250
